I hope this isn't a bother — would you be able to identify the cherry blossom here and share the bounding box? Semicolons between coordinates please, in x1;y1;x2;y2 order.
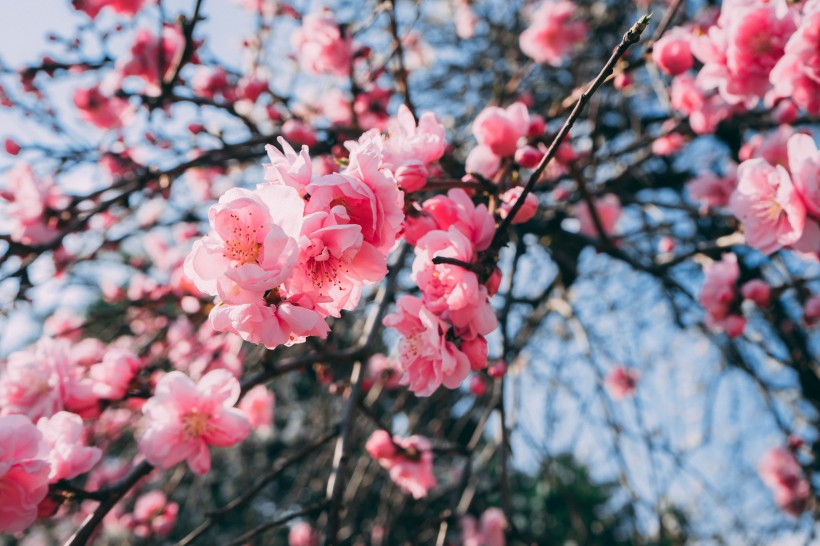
0;415;50;533
365;430;437;499
138;370;251;475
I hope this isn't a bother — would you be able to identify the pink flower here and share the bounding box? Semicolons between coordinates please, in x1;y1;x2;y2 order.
117;25;189;92
669;73;732;135
73;86;132;130
139;370;251;475
383;296;472;396
382;105;447;170
499;187;538;224
72;0;147;18
416;189;495;251
686;165;737;208
739;125;797;170
700;253;744;336
575;194;622;237
652;28;694;75
305;140;404;257
184;185;304;297
264;137;313;197
4;138;20;156
292;10;353;77
465;145;502;179
208;289;330;350
759;447;810;516
0;338;96;420
515;145;542;168
37;411;101;482
472;102;529;158
282;120;318;147
353;85;391;130
651;132;687;156
367;354;403;390
238;385;275;433
730;158;805;254
519;0;587;66
693;3;796;106
769;11;820;116
461;507;507;546
1;163;67;245
741;279;771;307
365;430;437;499
788;133;820;217
128;490;179;538
0;414;50;533
605;366;640;400
289;521;319;546
412;227;497;337
89;348;142;400
455;0;478;39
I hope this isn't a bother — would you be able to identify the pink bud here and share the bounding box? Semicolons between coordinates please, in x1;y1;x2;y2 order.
527;114;545;138
4;138;20;155
469;375;487;396
805;295;820;326
488;361;507;379
741;279;771;308
788;436;805;450
652;30;693;76
486;267;502;297
461;335;488;371
723;315;747;338
395;161;428;192
613;72;632;90
514;145;543;168
658;236;675;253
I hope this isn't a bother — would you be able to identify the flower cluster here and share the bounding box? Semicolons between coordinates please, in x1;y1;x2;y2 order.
365;429;437;499
185;136;403;348
758;446;810;516
699;253;746;337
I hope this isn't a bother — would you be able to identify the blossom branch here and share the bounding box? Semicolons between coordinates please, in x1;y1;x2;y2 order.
490;13;652;253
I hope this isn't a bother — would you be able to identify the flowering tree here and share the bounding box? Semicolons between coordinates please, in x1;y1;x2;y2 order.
0;0;818;544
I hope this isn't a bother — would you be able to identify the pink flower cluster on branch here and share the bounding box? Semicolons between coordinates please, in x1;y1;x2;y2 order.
365;429;437;499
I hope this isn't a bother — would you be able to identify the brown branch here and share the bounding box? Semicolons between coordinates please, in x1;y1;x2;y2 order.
490;13;652;253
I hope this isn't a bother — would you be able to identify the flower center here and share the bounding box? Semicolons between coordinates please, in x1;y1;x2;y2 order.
182;409;209;438
223;213;262;265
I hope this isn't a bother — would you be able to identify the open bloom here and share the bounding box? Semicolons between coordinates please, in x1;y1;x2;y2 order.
769;11;820;116
117;25;189;92
730;157;805;254
365;430;437;499
238;385;275;434
139;370;251;475
519;0;587;66
383;296;472;396
37;411;101;482
0;415;51;533
185;185;304;297
687;166;738;208
291;9;353;77
788;133;820;217
759;447;810;516
73;86;132;130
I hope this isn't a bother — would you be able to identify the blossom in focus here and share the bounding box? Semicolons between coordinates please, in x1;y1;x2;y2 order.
759;447;810;516
365;430;437;499
138;370;251;475
605;366;640;400
0;415;50;533
519;0;587;66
